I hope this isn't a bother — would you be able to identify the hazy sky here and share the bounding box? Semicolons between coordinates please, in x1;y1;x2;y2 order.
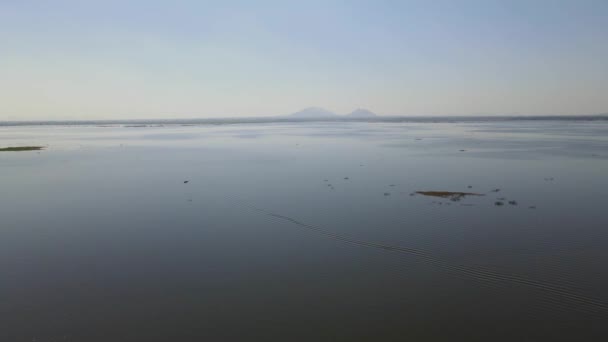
2;0;607;120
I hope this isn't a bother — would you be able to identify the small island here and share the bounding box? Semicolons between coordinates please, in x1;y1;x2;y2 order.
0;146;45;152
415;191;484;201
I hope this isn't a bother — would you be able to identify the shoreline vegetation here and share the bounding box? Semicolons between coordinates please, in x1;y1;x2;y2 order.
0;146;45;152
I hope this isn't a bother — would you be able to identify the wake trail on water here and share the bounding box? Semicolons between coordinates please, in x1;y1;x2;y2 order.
229;197;608;314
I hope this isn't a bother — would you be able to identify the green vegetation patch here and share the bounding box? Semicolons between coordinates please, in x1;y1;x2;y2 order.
416;191;484;201
0;146;45;152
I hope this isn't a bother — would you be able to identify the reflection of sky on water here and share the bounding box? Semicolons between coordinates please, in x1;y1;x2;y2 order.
1;121;608;341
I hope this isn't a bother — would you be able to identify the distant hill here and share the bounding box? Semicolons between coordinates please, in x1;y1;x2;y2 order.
288;107;379;119
288;107;340;118
346;108;377;118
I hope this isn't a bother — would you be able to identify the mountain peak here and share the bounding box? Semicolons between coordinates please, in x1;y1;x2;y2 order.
289;107;339;118
347;108;377;118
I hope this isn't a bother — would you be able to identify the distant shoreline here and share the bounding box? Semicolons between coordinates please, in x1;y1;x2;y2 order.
1;115;607;127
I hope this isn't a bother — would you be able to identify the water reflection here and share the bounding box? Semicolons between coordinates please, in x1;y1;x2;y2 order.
1;121;608;341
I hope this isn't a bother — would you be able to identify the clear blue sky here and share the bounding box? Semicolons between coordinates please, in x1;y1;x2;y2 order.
2;0;607;119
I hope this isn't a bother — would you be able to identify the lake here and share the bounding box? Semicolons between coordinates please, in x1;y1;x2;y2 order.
1;119;608;341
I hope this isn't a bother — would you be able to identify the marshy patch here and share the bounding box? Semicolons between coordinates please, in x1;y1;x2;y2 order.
415;191;484;202
0;146;45;152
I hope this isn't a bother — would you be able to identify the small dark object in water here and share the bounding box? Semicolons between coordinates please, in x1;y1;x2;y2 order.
508;200;517;206
544;177;554;181
467;185;472;188
416;191;484;202
384;192;391;196
324;179;328;182
344;177;349;180
495;201;504;206
409;193;416;196
184;181;189;184
491;188;500;193
529;206;536;209
389;184;396;187
459;149;466;152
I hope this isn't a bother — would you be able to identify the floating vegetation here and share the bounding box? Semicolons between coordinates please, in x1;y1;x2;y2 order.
415;191;484;202
413;189;533;208
0;146;44;152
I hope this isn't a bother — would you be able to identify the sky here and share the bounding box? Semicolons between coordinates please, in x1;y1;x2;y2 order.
1;0;608;120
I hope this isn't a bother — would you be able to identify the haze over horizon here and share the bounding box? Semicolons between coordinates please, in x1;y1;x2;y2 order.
2;0;608;121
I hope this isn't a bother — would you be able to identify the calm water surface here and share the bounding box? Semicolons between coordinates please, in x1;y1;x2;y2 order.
1;121;608;341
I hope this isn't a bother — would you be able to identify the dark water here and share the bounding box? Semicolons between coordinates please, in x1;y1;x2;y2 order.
1;121;608;341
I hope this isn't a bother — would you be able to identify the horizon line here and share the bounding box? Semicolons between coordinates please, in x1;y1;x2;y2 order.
2;113;607;125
